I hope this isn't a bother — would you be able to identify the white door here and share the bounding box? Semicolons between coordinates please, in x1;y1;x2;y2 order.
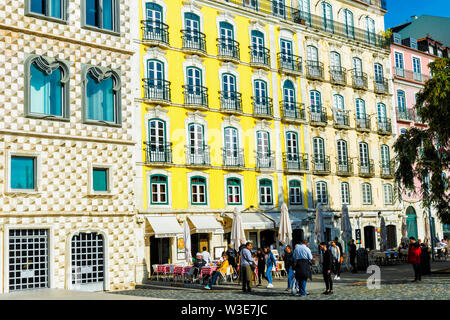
313;137;325;170
189;123;204;164
359;142;369;169
337;140;348;170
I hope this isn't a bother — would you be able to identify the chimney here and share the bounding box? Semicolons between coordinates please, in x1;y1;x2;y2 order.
411;15;418;21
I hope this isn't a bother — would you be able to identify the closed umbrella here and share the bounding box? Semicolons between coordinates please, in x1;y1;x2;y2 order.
183;219;192;264
401;216;408;243
279;203;293;245
424;216;430;245
314;204;325;244
340;204;352;252
380;216;387;251
230;207;246;251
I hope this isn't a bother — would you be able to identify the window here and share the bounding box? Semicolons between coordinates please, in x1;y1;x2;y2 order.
307;45;318;62
381;144;390;168
84;0;119;32
362;183;372;204
11;156;36;190
316;181;328;205
256;131;270;156
310;90;321;113
366;17;376;44
374;63;383;83
254;79;268;104
92;167;108;192
394;52;404;77
337;140;348;166
243;0;258;10
150;175;168;204
259;179;273;205
397;90;406;112
412;57;422;81
322;2;333;33
289;180;302;205
146;59;166;100
227;178;241;204
313;137;325;162
359;142;370;167
272;0;285;18
393;33;402;44
25;56;69;119
333;94;344;110
191;176;207;205
355;98;366;119
27;0;66;20
84;66;121;125
383;184;393;204
298;0;311;24
283;80;295;108
188;123;205;163
341;182;350;204
377;103;387;122
222;73;236;97
286;131;299;158
330;51;341;68
353;57;363;74
344;9;354;39
280;39;293;58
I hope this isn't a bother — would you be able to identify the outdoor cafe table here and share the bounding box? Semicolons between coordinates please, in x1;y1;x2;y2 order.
200;266;218;278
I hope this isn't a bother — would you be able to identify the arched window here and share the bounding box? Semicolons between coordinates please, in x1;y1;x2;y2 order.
310;90;322;113
259;179;273;205
256;130;270;155
253;79;268;106
377;102;387;121
187;123;205;164
322;2;334;32
316;181;328;205
144;2;165;42
251;30;265;55
147;119;170;162
383;184;393;204
298;0;311;24
185;67;205;105
362;183;372;204
313;137;326;170
353;57;363;74
381;144;390;168
272;0;285;18
374;63;384;82
224;127;240;166
191;176;207;204
359;142;370;167
227;178;241;204
344;9;354;38
150;174;168;204
283;80;295;106
337;140;348;166
307;45;318;62
146;59;167;100
355;98;366;119
341;182;350;204
289;180;302;205
222;73;237;96
366;16;376;44
330;51;341;68
286;131;299;161
219;21;234;41
333;94;344;110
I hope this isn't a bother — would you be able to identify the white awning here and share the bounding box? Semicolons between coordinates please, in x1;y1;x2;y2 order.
145;216;183;238
241;212;275;230
188;215;224;234
262;212;304;229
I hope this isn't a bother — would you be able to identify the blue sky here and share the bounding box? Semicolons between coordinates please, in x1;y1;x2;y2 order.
384;0;450;29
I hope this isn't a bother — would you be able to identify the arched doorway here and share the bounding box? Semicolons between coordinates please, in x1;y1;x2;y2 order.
406;206;418;239
386;225;397;249
364;226;375;250
71;232;105;291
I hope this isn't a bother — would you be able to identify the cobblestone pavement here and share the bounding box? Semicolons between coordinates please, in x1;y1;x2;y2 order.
112;262;450;300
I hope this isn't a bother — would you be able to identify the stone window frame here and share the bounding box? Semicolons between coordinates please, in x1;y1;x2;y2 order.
24;55;71;121
5;151;41;194
24;0;69;24
82;65;122;127
88;163;114;196
81;0;121;36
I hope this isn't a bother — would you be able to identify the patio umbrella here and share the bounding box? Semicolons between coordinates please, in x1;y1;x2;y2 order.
279;203;293;245
230;207;246;251
340;204;352;252
380;216;387;251
183;219;192;264
424;216;431;245
314;204;325;244
401;216;408;243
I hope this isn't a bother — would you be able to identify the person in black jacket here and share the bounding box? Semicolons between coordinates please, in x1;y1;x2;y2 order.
282;245;294;291
349;239;357;273
256;248;266;286
420;242;431;275
226;244;237;271
320;242;333;295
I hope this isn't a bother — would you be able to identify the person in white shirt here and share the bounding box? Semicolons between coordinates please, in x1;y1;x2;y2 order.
201;247;212;264
330;241;341;280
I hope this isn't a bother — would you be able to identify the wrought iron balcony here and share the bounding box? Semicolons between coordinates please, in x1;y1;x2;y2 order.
283;153;309;172
312;156;331;175
280;101;306;122
329;67;347;85
252;96;273;118
182;85;208;108
377;117;392;134
309;107;327;126
374;78;389;94
351;70;368;90
380;161;394;179
277;53;302;75
222;148;245;169
144;142;172;165
256;151;275;170
306;61;324;80
181;30;206;54
141;20;169;46
397;109;415;122
142;79;171;103
185;145;211;167
358;160;375;177
217;38;240;62
249;46;270;68
332;109;350;128
356;116;371;132
336;158;353;176
219;91;243;114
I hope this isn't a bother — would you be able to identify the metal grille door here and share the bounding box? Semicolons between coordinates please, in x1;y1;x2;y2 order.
9;229;49;291
71;232;104;291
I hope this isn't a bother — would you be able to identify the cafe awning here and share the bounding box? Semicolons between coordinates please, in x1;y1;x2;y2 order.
187;215;224;234
145;215;183;238
262;211;304;229
241;212;275;230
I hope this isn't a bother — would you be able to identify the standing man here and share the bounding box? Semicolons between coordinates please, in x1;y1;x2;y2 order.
240;242;254;292
292;240;313;296
349;239;357;273
408;237;422;282
282;245;294;291
330;241;341;280
320;242;333;295
226;243;237;271
201;247;212;264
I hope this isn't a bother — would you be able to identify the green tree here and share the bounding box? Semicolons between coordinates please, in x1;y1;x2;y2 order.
394;57;450;224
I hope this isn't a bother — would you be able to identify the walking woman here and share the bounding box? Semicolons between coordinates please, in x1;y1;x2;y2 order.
256;248;266;286
264;247;276;288
408;237;422;282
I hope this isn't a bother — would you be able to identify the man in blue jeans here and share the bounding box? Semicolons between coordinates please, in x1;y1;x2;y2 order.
283;245;294;291
293;240;313;296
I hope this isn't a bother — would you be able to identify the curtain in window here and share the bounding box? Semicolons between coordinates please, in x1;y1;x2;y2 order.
87;73;114;122
30;63;62;116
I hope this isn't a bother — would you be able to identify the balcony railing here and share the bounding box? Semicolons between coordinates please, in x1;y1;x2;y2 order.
380;161;394;179
277;53;302;75
374;78;389;94
144;142;172;164
283;153;309;171
141;20;170;45
358;160;375;177
333;109;350;128
356;116;371;131
377;117;392;134
217;38;240;61
256;151;275;170
336;158;353;176
252;96;273;118
397;109;415;122
329;67;347;85
182;85;208;108
306;61;324;80
142;79;171;103
249;46;270;67
219;91;243;113
222;148;244;168
351;70;368;90
181;30;206;53
312;156;331;174
394;68;431;84
280;101;306;121
309;107;327;125
185;146;211;167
